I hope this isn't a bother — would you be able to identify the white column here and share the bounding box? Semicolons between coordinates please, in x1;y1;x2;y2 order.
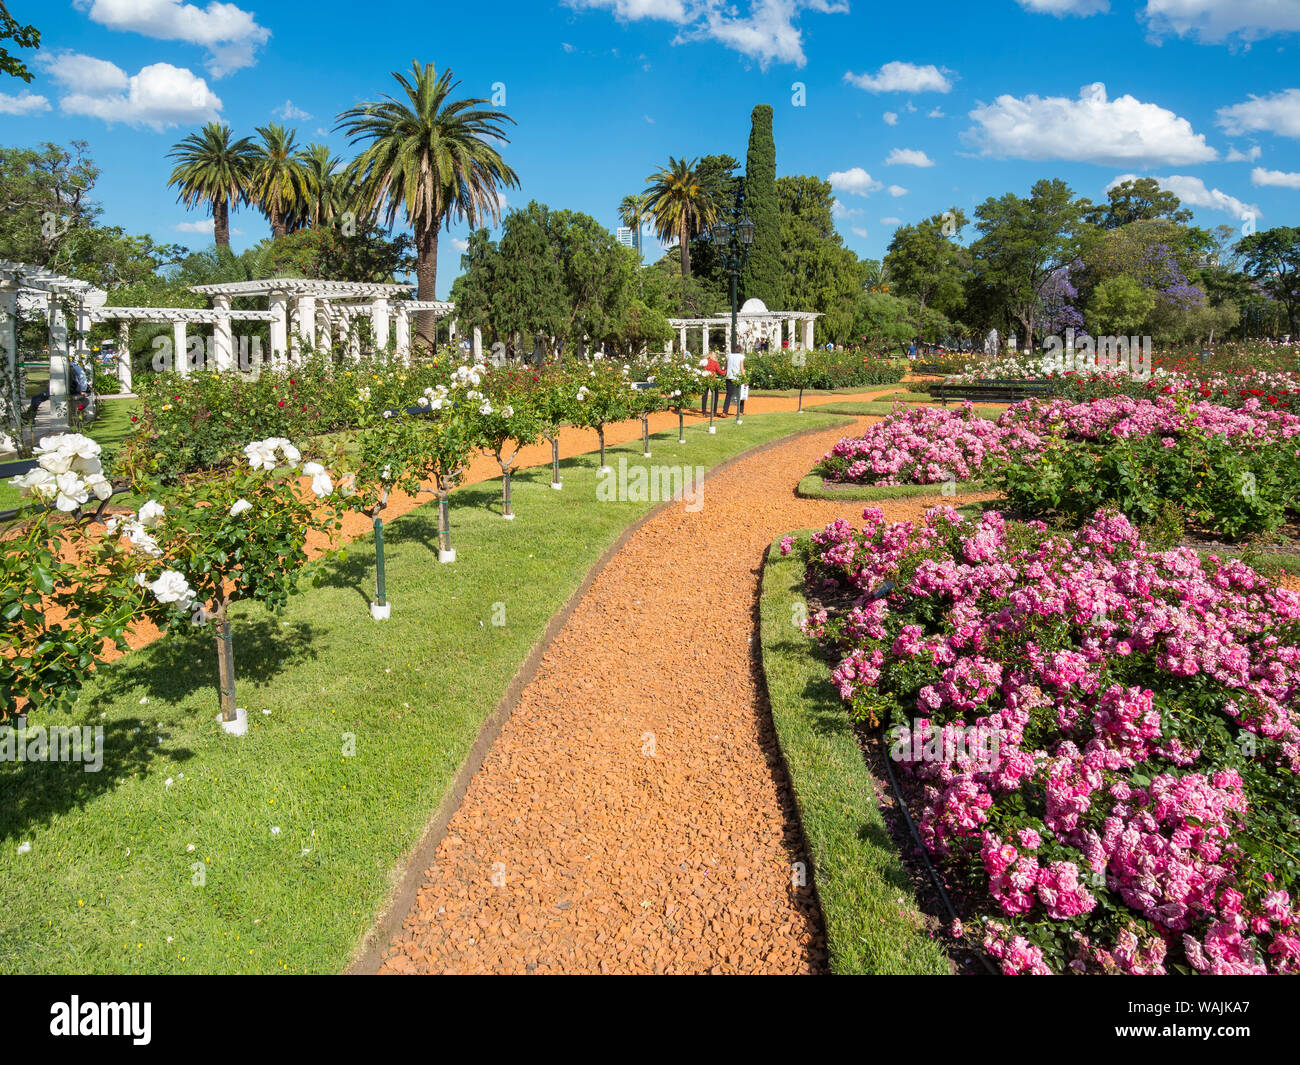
295;295;316;361
370;297;390;355
212;295;234;372
0;285;16;424
269;291;288;371
679;326;688;353
172;320;189;377
47;294;70;430
472;326;482;361
317;298;333;355
725;321;733;354
804;318;815;350
702;324;710;355
348;311;361;362
395;310;411;364
116;320;132;392
449;318;457;347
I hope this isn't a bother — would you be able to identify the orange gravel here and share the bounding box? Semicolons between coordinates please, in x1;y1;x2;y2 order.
378;417;997;975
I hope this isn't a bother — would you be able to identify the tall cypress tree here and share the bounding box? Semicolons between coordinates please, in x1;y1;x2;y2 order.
740;104;783;309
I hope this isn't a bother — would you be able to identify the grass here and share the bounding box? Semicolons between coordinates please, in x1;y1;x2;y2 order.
759;533;950;974
808;400;1004;420
0;409;847;974
749;383;905;399
797;471;986;502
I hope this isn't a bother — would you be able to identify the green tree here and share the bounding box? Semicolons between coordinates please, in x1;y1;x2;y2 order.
167;122;257;249
490;203;566;357
884;208;969;327
336;61;519;346
249;123;311;240
971;179;1085;352
740;104;782;308
296;142;345;230
1237;226;1300;337
1088;275;1156;336
776;175;863;341
0;1;38;82
644;156;720;281
1086;177;1193;229
546;208;637;349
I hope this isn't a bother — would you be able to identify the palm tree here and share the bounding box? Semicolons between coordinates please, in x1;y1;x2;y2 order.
644;157;720;280
335;60;519;346
618;193;651;258
167;122;257;249
250;123;312;240
297;142;344;230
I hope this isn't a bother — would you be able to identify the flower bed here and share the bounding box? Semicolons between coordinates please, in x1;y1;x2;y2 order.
815;403;1034;486
796;505;1300;975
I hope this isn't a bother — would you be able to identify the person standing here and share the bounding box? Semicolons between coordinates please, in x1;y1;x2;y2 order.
700;351;723;416
722;346;745;417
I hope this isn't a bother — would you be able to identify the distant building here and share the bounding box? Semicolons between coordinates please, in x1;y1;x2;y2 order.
616;227;635;249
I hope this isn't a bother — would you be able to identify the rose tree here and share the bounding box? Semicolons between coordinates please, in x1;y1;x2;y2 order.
3;434;193;721
567;361;633;471
116;438;342;728
473;368;544;519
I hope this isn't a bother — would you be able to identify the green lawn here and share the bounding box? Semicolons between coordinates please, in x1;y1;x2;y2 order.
808;400;1004;419
760;535;950;974
0;410;846;974
797;472;987;502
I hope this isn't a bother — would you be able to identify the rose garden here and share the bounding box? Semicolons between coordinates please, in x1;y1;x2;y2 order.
2;21;1300;984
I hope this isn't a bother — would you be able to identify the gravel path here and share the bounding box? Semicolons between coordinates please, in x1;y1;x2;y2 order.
379;417;990;974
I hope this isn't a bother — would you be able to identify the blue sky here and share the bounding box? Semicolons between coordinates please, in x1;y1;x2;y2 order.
2;0;1299;297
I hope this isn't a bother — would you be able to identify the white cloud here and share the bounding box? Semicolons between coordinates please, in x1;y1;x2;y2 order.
886;148;935;167
1109;172;1258;219
73;0;271;76
451;237;471;252
0;91;51;115
1142;0;1300;43
883;111;898;125
831;199;863;219
565;0;849;69
967;82;1216;165
174;219;244;235
1217;89;1300;139
1225;144;1262;162
844;60;953;93
42;54;222;130
927;107;945;118
828;167;882;196
880;216;903;225
1252;166;1300;188
851;226;868;237
274;99;312;122
887;184;909;196
1016;0;1109;15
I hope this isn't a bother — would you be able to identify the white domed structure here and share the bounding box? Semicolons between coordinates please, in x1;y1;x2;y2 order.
739;297;768;316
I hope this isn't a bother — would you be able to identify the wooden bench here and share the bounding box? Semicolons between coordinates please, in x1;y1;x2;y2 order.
929;379;1057;405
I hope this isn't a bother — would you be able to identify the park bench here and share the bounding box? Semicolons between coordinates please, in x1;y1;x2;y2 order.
929;379;1056;405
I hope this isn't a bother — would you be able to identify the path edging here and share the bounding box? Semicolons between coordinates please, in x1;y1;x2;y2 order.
345;419;851;974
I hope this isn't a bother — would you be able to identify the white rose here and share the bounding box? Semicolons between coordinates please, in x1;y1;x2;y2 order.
83;473;114;501
53;471;90;512
303;462;333;497
137;500;165;529
11;468;56;500
148;570;196;610
229;498;253;517
279;442;301;468
244;440;278;472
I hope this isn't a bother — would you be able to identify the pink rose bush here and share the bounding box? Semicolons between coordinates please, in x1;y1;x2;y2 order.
801;505;1300;974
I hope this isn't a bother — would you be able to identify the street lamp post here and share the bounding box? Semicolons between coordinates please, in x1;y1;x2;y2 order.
709;185;755;425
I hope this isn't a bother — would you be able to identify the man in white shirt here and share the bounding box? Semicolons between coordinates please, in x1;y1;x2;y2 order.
722;347;745;417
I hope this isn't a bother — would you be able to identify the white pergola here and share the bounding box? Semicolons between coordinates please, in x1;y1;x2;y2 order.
187;279;464;365
1;261;107;433
667;298;820;356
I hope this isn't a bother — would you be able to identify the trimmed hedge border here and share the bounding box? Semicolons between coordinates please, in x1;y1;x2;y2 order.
759;534;950;975
797;472;988;502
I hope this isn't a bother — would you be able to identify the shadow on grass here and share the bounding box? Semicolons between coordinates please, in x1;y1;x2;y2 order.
94;616;320;708
0;718;191;841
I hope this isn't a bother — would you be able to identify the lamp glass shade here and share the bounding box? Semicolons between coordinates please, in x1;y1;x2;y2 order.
710;222;731;247
737;217;756;245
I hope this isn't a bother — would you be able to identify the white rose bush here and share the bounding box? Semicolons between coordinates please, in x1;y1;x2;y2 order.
472;366;543;520
2;435;194;721
114;435;344;727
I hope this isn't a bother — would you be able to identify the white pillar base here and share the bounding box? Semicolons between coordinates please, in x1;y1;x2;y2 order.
370;602;391;621
550;482;563;490
439;548;456;564
502;513;515;521
708;426;716;434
